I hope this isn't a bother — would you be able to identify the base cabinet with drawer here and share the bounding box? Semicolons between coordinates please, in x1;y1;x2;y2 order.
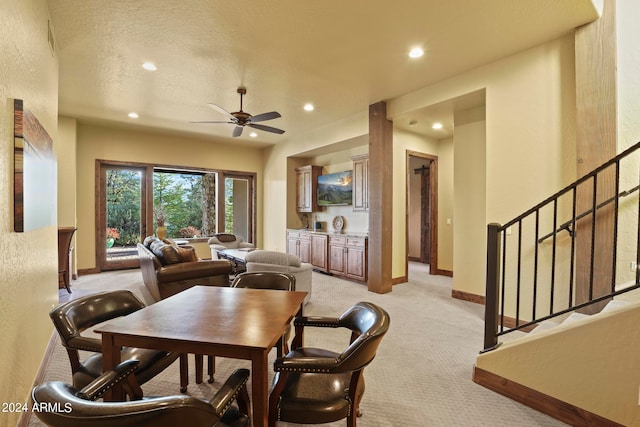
287;231;311;264
329;235;368;282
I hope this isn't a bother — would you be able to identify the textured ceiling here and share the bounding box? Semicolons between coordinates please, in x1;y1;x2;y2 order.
47;0;600;145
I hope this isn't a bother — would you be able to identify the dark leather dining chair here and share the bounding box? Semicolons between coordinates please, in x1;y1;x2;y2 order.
232;271;295;292
268;301;390;427
233;271;296;356
49;290;182;397
31;359;251;427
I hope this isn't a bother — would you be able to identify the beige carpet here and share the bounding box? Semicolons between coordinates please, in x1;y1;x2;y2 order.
30;263;566;426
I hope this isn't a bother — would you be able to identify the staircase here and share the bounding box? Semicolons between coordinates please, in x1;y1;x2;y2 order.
528;298;631;335
475;141;640;426
483;141;640;350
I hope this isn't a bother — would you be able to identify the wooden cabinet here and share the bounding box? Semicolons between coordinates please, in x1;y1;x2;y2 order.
287;231;311;263
288;230;367;282
310;233;328;272
352;154;369;211
329;235;368;282
295;165;323;212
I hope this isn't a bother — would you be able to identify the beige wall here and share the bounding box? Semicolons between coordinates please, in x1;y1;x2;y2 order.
388;35;577;296
263;36;577;289
437;137;454;271
453;112;487;295
0;1;59;424
71;123;265;271
615;0;640;286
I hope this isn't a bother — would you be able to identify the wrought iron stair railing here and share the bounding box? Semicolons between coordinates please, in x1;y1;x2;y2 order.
483;141;640;351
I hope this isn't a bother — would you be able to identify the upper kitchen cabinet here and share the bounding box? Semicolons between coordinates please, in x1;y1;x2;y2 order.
295;165;323;212
351;154;369;211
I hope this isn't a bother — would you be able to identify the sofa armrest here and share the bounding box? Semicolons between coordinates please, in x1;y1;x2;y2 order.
156;260;232;282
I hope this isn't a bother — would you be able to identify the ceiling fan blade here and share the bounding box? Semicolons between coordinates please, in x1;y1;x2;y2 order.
208;103;235;120
232;126;244;137
249;111;281;123
189;120;235;124
248;123;285;134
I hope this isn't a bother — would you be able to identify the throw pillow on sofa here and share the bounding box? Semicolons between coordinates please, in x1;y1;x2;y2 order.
175;246;198;262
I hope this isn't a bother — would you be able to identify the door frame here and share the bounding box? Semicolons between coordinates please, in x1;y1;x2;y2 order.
217;171;257;244
97;160;149;271
406;151;440;275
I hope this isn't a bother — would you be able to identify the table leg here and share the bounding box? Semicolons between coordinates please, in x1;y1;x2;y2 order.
101;333;123;401
251;350;269;427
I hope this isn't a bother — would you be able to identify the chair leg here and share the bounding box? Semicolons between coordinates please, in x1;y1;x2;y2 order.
195;354;204;384
347;412;357;427
236;383;250;417
207;355;215;383
179;354;189;393
276;336;289;358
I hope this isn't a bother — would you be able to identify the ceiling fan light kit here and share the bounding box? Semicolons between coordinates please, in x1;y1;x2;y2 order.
191;87;285;138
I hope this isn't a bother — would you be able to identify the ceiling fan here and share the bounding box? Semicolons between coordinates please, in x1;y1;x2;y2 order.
191;87;285;138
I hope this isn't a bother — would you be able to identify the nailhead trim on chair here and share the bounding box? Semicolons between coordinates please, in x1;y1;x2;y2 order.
277;367;332;373
275;391;354;421
294;321;339;328
215;374;249;418
78;364;139;401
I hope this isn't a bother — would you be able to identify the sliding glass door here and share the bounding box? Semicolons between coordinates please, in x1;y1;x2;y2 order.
99;164;148;270
96;162;255;271
222;174;254;243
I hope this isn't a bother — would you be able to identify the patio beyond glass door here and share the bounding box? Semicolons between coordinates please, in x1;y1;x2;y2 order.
100;165;147;270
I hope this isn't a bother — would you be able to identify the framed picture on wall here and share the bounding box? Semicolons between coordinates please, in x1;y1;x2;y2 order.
14;98;56;232
317;170;353;206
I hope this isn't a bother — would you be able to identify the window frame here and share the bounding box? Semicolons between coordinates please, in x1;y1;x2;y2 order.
96;159;256;270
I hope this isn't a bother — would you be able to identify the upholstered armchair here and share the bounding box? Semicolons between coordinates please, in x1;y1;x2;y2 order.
268;302;390;427
244;250;312;304
208;233;255;259
31;359;251;427
49;290;181;395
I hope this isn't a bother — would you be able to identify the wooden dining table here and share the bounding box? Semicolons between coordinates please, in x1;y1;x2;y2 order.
96;285;307;427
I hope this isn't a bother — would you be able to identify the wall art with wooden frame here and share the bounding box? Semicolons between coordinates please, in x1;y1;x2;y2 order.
14;99;56;232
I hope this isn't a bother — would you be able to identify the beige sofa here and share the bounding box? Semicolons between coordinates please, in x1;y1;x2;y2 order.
244;250;312;304
137;236;232;301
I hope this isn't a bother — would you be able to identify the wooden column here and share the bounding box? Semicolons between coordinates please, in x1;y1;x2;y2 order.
574;0;617;313
368;101;393;294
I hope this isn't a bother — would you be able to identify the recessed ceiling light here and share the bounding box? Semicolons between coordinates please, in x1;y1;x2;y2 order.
142;62;157;71
128;112;139;119
432;122;443;130
304;103;314;111
249;132;258;138
409;47;424;59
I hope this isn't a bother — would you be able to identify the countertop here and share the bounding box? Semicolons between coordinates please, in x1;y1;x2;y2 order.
287;228;368;239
